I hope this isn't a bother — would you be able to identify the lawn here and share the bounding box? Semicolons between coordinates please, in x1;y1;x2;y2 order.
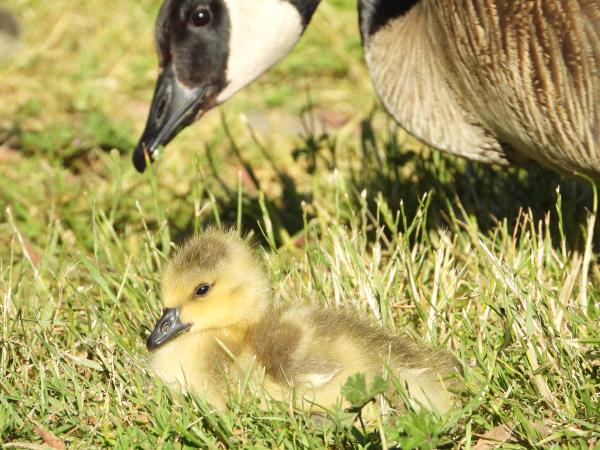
0;0;598;448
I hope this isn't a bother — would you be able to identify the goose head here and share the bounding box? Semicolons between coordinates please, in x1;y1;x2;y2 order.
133;0;320;171
146;230;269;350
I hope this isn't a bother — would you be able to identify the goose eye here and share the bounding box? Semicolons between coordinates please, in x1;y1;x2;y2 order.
189;7;212;27
194;284;210;297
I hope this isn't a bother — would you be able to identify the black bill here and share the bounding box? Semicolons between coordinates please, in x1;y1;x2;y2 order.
146;307;192;351
133;62;208;172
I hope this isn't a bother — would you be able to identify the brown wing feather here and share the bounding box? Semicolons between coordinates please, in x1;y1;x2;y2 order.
365;0;599;177
432;0;599;175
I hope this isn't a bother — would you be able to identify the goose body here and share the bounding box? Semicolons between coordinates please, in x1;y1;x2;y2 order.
362;1;600;177
134;0;599;179
146;230;460;415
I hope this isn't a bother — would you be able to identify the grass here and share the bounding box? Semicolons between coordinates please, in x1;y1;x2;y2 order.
0;0;598;448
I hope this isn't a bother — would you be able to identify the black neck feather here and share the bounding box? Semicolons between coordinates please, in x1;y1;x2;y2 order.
285;0;419;40
285;0;322;26
359;0;419;40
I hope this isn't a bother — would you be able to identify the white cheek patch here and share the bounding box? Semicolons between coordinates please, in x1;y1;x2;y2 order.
216;0;303;103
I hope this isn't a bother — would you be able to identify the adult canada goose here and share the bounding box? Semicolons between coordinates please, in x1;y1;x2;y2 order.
0;8;20;60
133;0;599;179
146;229;460;415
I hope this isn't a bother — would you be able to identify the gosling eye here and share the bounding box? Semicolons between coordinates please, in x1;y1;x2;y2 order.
194;284;211;297
189;6;212;27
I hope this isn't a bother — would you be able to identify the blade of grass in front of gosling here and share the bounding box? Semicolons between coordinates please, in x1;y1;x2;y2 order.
37;217;60;277
92;198;100;260
584;180;598;317
108;150;123;225
5;207;47;294
399;193;428;247
190;157;208;233
91;209;124;271
0;393;26;430
257;190;276;250
411;191;434;249
145;152;171;254
186;390;233;448
81;255;117;305
64;272;147;370
376;192;400;238
206;188;222;229
554;186;568;256
302;228;327;298
237;170;243;236
134;200;169;271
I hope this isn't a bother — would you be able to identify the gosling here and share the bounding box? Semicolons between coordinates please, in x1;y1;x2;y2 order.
146;229;461;416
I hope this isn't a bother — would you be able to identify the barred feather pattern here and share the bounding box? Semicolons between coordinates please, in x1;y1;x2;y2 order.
364;0;599;177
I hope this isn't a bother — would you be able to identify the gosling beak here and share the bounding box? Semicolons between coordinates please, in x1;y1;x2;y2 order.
146;307;192;351
133;62;209;172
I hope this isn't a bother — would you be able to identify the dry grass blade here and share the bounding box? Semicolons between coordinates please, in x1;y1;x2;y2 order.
33;425;66;450
472;423;515;449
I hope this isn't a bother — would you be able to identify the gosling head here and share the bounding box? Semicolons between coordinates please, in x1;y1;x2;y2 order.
146;230;269;351
133;0;321;172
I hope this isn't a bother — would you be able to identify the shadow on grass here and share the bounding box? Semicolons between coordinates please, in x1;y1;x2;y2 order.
183;111;598;253
168;118;311;249
345;115;597;251
8;103;591;254
1;107;134;173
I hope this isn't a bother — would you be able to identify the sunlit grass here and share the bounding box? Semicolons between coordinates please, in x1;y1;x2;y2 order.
1;0;598;448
